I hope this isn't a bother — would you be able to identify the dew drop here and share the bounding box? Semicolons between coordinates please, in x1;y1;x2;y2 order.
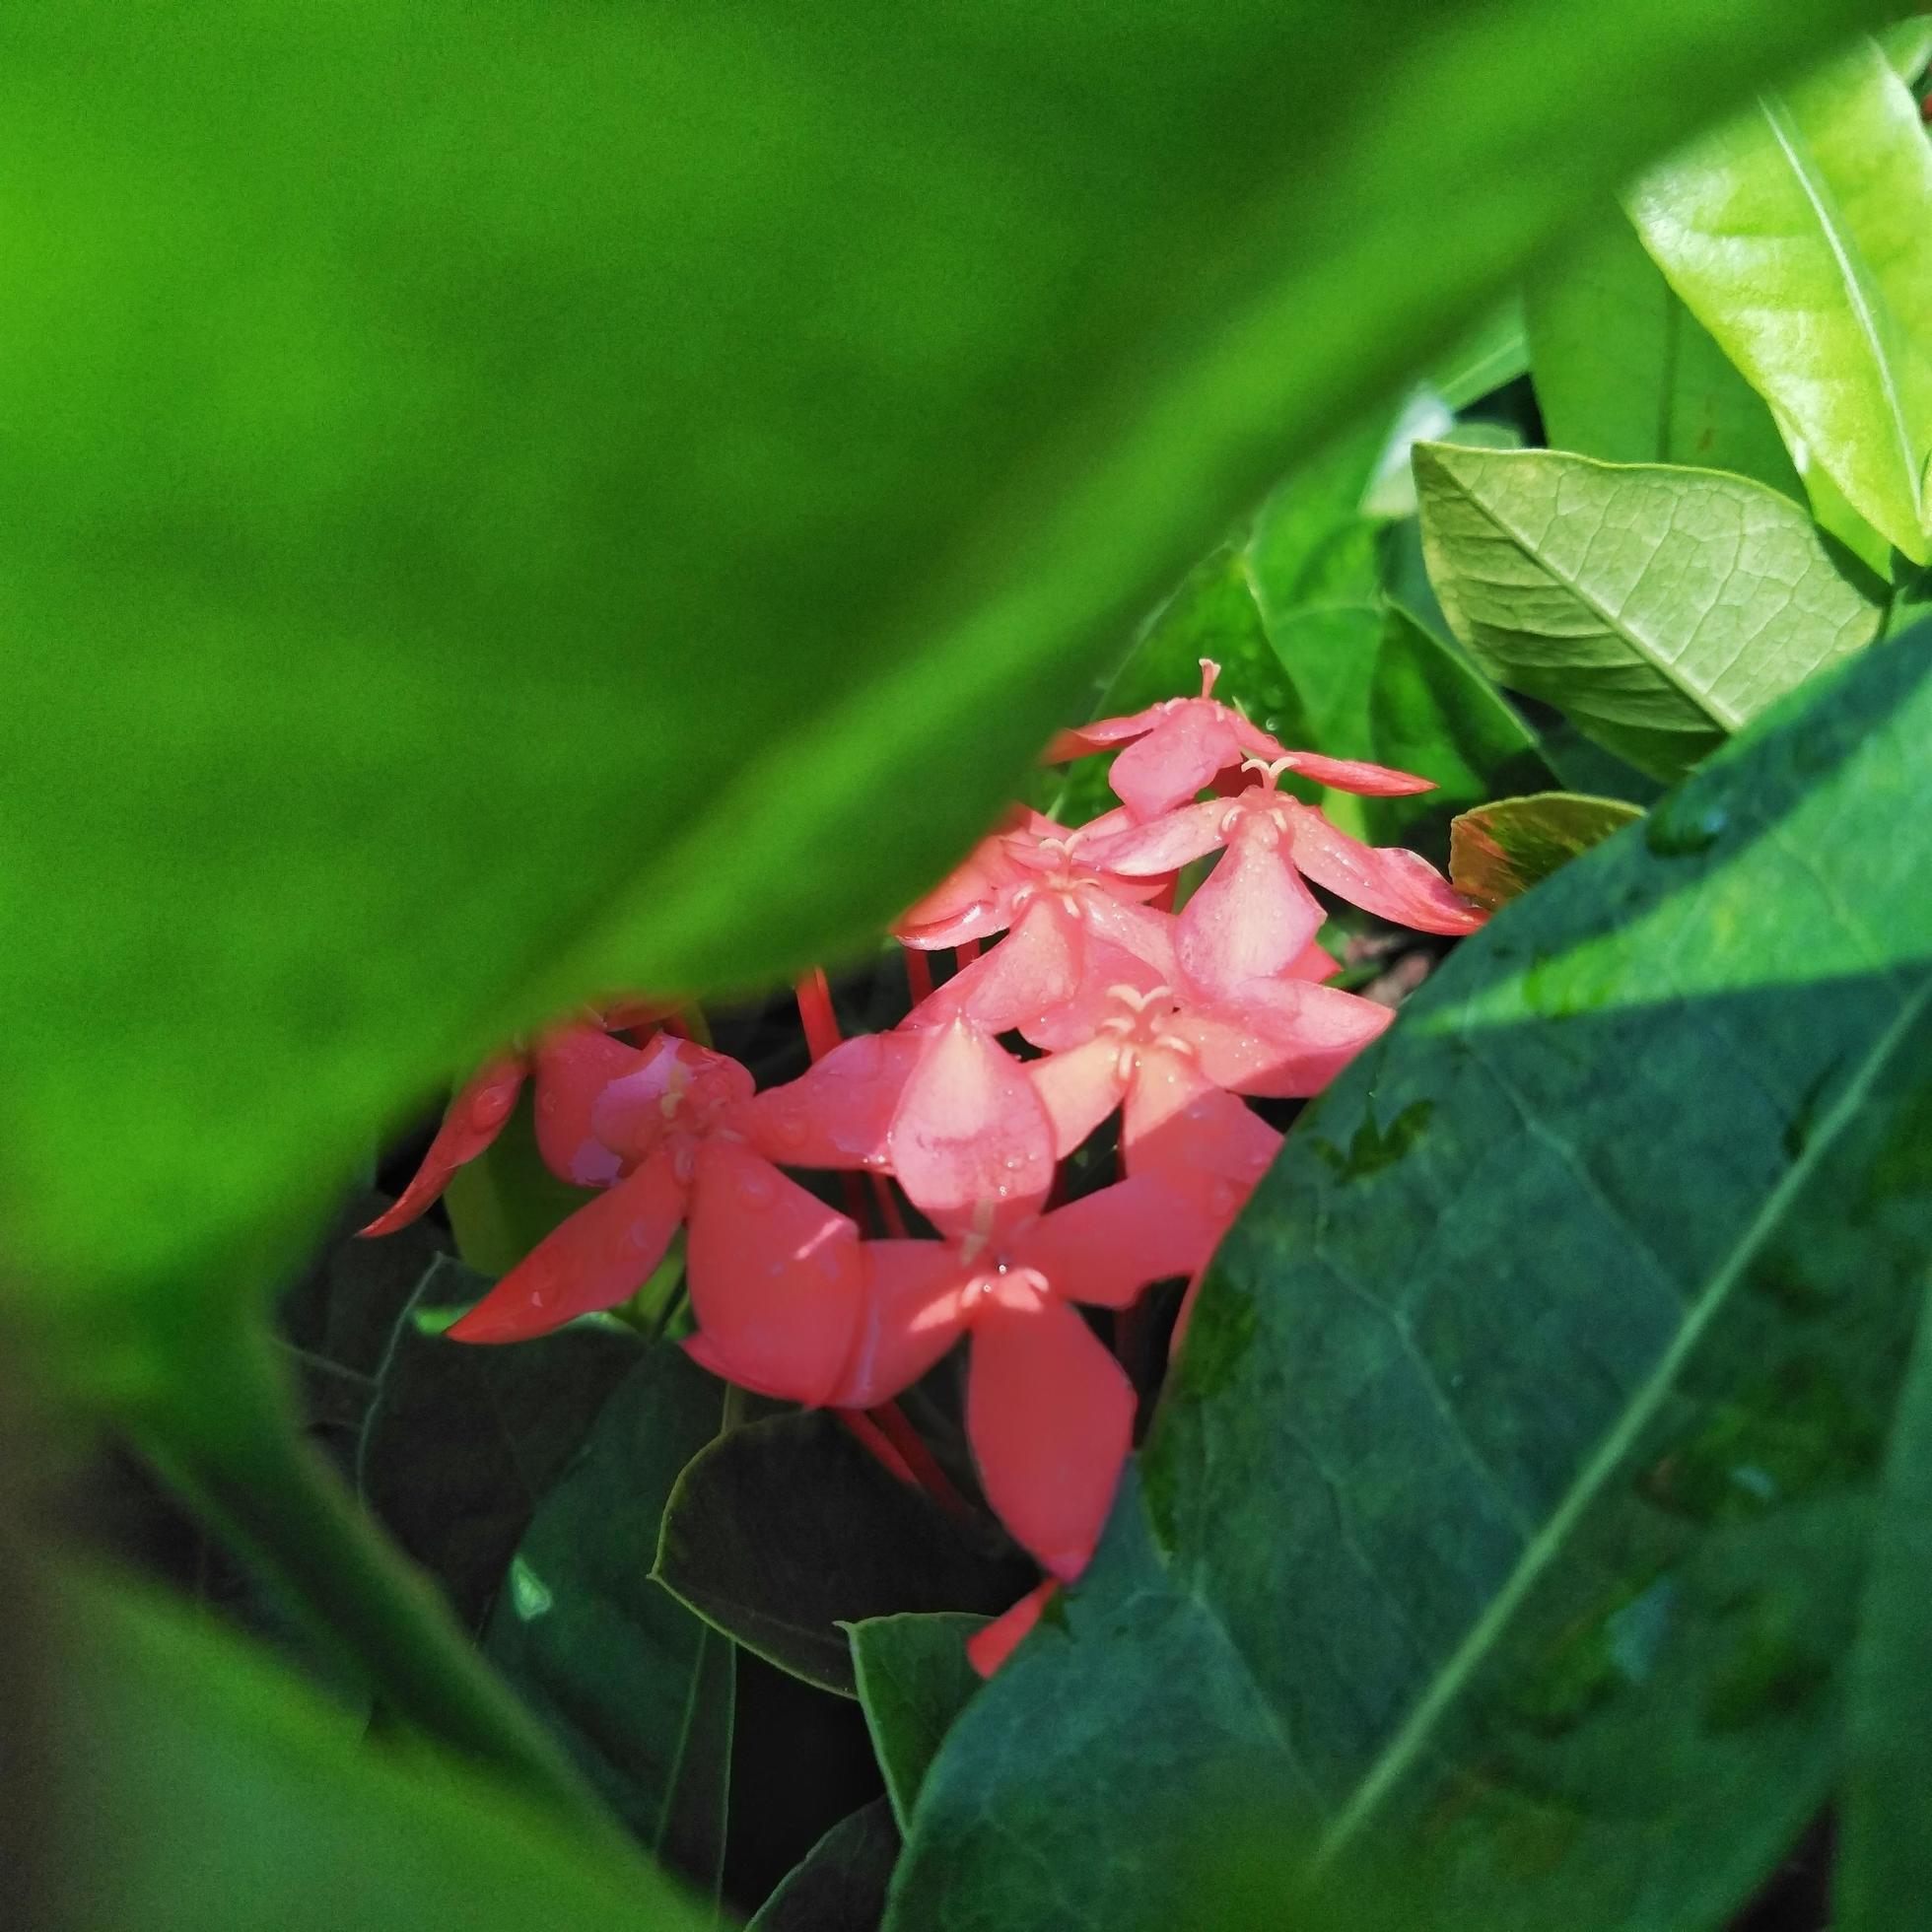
737;1168;776;1209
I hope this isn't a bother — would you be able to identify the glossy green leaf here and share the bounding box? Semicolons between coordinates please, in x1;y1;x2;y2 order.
1;2;1905;1369
847;1614;988;1831
359;1257;641;1628
1414;443;1883;779
1449;793;1645;910
50;1566;705;1932
1525;214;1801;498
1835;1277;1932;1930
889;622;1932;1932
485;1344;733;1898
656;1412;1029;1695
1628;35;1932;563
748;1799;900;1932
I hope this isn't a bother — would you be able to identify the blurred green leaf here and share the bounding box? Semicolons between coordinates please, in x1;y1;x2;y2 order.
50;1565;705;1932
359;1256;641;1628
889;624;1932;1931
1414;444;1882;778
1427;302;1530;414
1449;793;1645;910
847;1613;987;1831
748;1799;900;1932
656;1412;1029;1695
1628;35;1932;562
1835;1278;1932;1931
0;2;1907;1370
1525;215;1802;498
485;1343;732;1899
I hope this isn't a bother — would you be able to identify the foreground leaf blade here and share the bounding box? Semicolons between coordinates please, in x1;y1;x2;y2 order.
1414;443;1882;778
891;624;1932;1931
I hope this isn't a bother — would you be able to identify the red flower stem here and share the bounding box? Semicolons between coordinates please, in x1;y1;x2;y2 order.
794;968;842;1063
902;942;933;1004
953;938;980;969
834;1407;920;1487
868;1173;908;1238
869;1401;974;1521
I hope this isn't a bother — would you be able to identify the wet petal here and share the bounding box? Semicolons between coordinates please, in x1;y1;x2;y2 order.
829;1239;973;1408
887;1021;1056;1239
1176;980;1391;1096
966;1580;1059;1679
1288;939;1342;983
1175;827;1324;1003
967;1290;1135;1580
1026;1037;1126;1157
1287;809;1486;933
894;826;1029;947
1075;797;1230;876
1079;893;1180;980
685;1139;866;1406
1013;1174;1217;1308
742;1032;922;1171
903;898;1082;1036
1123;1050;1280;1222
1108;708;1242;818
532;1025;655;1184
1018;937;1169;1052
448;1148;685;1343
1041;704;1168;761
1277;750;1436;795
359;1055;526;1236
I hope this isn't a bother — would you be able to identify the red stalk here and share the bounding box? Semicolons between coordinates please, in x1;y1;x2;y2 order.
868;1402;973;1521
902;943;933;1004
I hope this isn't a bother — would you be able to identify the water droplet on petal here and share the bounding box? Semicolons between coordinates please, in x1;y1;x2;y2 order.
737;1168;776;1208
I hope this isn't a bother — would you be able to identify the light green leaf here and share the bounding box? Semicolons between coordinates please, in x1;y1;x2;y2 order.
889;623;1932;1932
748;1799;901;1932
1628;35;1932;562
0;1;1908;1373
847;1613;988;1831
1414;443;1883;779
1526;214;1802;498
485;1344;733;1899
50;1565;705;1932
1449;792;1645;909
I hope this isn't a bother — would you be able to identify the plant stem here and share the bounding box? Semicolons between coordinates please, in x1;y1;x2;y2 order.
133;1314;629;1849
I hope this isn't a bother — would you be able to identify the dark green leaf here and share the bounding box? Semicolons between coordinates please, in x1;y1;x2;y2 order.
1448;793;1645;910
749;1799;900;1932
4;0;1900;1372
1628;35;1932;562
49;1565;705;1932
443;1088;601;1278
359;1256;640;1627
1835;1278;1932;1930
485;1344;732;1897
656;1412;1029;1694
891;623;1932;1931
1414;443;1882;778
1525;214;1802;498
846;1613;988;1830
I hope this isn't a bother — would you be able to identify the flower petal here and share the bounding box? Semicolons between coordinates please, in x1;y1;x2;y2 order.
903;898;1082;1036
888;1020;1056;1239
742;1032;922;1171
1287;808;1486;933
359;1055;526;1236
1277;751;1436;795
685;1139;866;1406
1175;826;1324;1003
1026;1037;1126;1157
966;1580;1059;1678
967;1290;1135;1580
1075;797;1230;876
1013;1174;1218;1308
448;1148;685;1343
533;1025;654;1184
1107;707;1242;818
1176;979;1391;1096
1123;1048;1280;1221
1017;936;1170;1051
829;1239;973;1408
1042;704;1168;761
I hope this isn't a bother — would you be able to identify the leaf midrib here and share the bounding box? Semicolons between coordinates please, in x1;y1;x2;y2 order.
1305;970;1932;1863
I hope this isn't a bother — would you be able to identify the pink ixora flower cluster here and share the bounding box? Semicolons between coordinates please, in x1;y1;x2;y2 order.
365;661;1483;1672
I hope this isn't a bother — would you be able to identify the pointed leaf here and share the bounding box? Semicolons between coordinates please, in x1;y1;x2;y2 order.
1414;443;1882;779
747;1799;900;1932
1449;792;1645;910
847;1613;988;1831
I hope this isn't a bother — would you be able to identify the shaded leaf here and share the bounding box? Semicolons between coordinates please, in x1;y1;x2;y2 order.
485;1344;733;1898
1449;793;1644;910
748;1799;900;1932
1835;1277;1932;1931
49;1564;705;1932
656;1411;1029;1694
359;1256;641;1627
1414;443;1882;779
1628;35;1932;562
444;1087;601;1278
889;624;1932;1931
846;1613;988;1830
1525;213;1802;498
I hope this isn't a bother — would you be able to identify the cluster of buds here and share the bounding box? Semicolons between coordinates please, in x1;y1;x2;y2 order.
364;663;1483;1670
